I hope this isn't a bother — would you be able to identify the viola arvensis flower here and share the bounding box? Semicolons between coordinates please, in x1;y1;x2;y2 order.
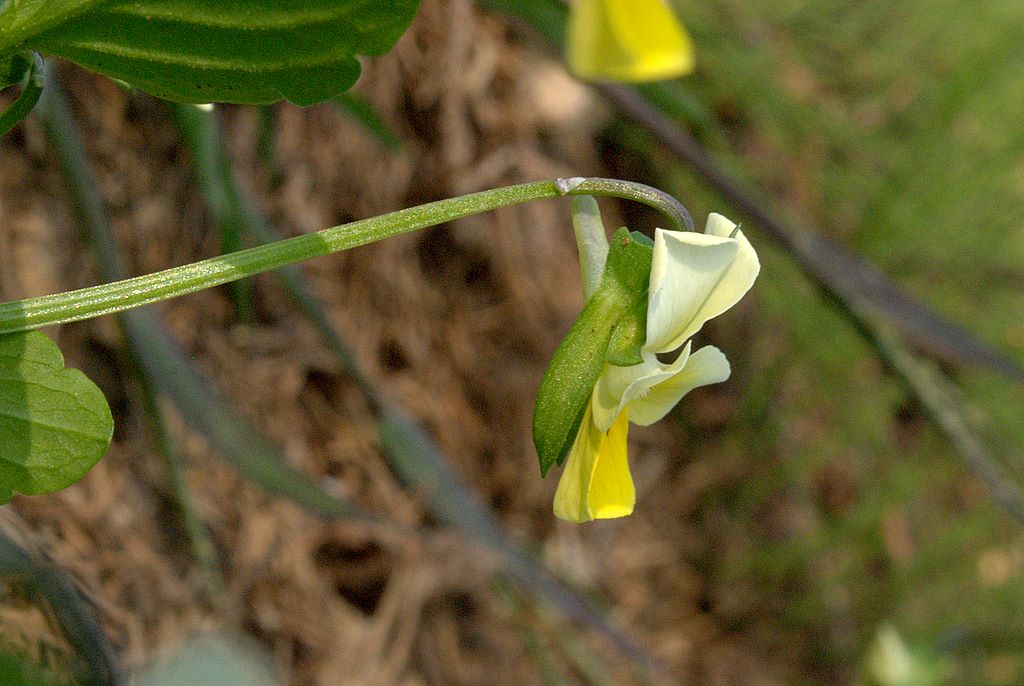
566;0;695;83
552;214;759;522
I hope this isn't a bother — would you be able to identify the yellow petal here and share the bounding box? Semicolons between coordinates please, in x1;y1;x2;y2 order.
566;0;695;83
554;407;635;522
586;410;634;518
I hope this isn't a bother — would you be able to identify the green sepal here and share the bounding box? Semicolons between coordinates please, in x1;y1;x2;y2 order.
0;52;29;89
627;229;654;248
606;296;647;366
533;228;652;476
605;230;651;366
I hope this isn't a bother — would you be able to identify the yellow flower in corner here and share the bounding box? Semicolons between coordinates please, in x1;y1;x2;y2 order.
566;0;695;83
553;214;759;522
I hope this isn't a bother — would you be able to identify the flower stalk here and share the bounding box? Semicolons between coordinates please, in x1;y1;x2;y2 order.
0;177;690;334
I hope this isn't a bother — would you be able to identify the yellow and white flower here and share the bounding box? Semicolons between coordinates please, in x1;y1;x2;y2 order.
553;214;759;522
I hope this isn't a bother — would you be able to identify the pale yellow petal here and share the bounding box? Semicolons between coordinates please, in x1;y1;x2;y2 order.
646;230;738;353
592;343;692;431
586;410;635;519
704;212;737;238
702;214;760;325
592;356;658;431
645;223;759;354
567;0;695;83
627;346;730;426
553;407;635;522
553;405;602;523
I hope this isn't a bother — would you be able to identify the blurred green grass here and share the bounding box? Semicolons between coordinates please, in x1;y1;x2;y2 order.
656;1;1024;683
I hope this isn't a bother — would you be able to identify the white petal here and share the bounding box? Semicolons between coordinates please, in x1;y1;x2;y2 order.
592;359;657;432
704;215;760;313
592;344;692;431
645;229;738;352
645;221;760;354
627;345;730;426
704;212;736;238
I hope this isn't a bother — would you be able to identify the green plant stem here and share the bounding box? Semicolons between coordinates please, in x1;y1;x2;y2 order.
0;177;689;334
172;104;667;676
0;51;44;136
40;75;226;596
38;69;370;522
37;81;674;678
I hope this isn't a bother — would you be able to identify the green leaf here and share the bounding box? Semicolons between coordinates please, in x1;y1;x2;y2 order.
532;228;652;475
0;0;420;105
0;330;113;501
0;0;103;49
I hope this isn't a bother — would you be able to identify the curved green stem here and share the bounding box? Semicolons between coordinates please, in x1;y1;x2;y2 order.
0;51;44;136
0;177;691;334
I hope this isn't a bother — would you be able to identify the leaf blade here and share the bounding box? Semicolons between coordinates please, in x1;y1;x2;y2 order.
2;0;419;104
0;330;113;500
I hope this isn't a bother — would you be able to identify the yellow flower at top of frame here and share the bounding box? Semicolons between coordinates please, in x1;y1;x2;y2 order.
566;0;695;83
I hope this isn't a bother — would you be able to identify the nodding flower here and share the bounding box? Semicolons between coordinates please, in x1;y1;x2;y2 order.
553;214;759;523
